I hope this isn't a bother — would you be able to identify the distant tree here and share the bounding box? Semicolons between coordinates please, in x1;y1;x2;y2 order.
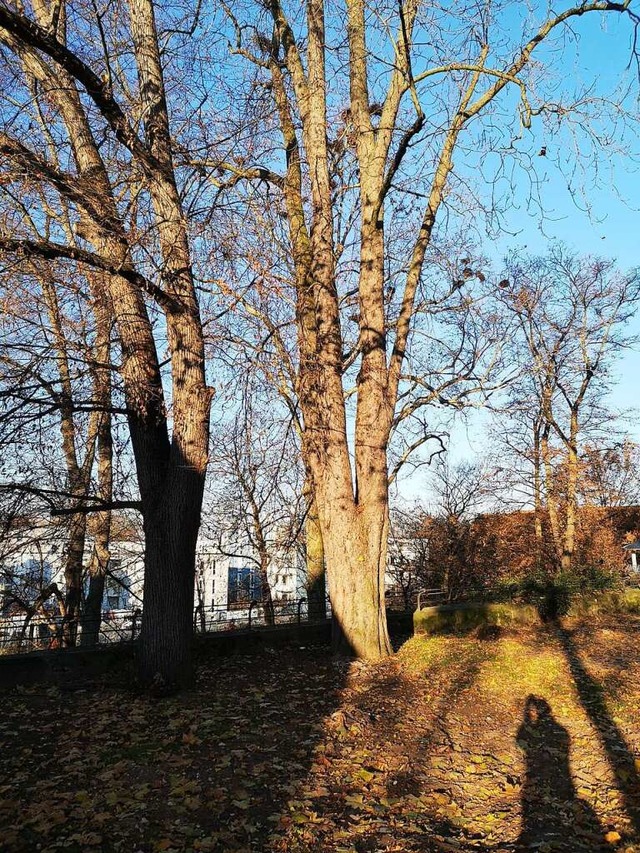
579;441;640;508
496;246;640;573
387;506;430;609
422;457;489;599
206;394;304;625
0;241;114;645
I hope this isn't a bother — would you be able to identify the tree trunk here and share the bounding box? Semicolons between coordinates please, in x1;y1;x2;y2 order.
317;481;391;658
81;570;105;647
80;279;113;647
541;425;562;567
561;412;580;574
61;515;87;647
138;485;203;690
533;420;544;570
127;0;212;689
304;481;326;620
258;553;275;627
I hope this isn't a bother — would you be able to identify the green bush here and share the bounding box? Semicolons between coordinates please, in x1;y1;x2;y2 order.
567;587;640;617
491;566;619;620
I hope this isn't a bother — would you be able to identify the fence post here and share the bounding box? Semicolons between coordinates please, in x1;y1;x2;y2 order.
297;597;306;626
248;600;258;630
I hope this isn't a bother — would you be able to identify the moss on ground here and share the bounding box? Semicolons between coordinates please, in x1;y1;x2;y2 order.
413;602;539;635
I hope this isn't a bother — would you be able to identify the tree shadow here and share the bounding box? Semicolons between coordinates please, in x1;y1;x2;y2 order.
516;694;606;851
0;623;351;853
279;633;498;852
553;618;640;837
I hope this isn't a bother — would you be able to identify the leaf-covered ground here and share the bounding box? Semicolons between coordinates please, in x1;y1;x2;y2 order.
1;617;640;853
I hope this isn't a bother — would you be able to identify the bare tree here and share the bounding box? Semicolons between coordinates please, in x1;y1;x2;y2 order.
0;0;213;687
0;231;117;645
206;395;304;626
579;440;640;508
496;246;640;572
424;457;489;598
211;0;639;657
387;506;430;609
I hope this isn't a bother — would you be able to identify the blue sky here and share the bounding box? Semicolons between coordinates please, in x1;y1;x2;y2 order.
401;8;640;502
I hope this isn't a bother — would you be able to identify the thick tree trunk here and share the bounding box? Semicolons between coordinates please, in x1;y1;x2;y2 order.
317;478;391;658
127;0;212;689
138;480;203;690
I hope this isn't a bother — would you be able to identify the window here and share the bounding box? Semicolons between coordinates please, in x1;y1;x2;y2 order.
104;570;129;611
8;558;52;606
228;566;262;608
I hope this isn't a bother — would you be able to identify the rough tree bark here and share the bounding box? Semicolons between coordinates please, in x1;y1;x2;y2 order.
0;0;213;688
244;0;635;658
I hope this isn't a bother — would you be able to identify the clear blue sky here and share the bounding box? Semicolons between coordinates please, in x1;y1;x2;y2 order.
400;8;640;502
494;9;640;426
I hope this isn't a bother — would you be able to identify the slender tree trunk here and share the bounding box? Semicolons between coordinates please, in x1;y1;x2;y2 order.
61;515;86;646
81;545;107;647
39;272;96;647
80;290;113;647
303;478;326;620
541;425;562;567
258;553;275;627
533;421;544;570
561;411;580;573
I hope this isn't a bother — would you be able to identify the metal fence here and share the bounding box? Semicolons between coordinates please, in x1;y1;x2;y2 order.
0;610;142;655
0;588;448;656
0;596;332;656
385;587;447;611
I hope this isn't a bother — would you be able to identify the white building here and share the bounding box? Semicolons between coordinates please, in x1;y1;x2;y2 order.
0;516;308;650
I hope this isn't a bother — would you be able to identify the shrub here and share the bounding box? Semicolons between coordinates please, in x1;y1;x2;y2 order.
492;566;619;619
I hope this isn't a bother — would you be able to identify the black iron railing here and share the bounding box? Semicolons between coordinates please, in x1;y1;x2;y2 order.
0;596;330;656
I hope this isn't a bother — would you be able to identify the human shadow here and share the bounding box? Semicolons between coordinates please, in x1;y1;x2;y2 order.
553;619;640;836
516;695;605;850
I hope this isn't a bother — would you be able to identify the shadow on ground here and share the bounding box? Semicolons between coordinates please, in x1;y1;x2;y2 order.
553;618;640;835
1;617;639;852
516;694;606;851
